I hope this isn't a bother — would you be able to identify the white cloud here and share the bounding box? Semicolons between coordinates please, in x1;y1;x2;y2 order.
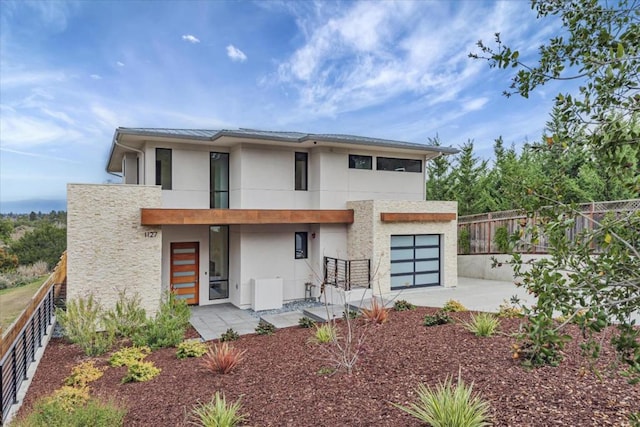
0;147;81;164
0;106;83;149
226;45;247;62
90;74;102;80
275;1;537;119
182;34;200;43
116;61;125;67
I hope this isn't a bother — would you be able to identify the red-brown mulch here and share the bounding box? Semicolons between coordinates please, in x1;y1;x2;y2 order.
18;308;639;426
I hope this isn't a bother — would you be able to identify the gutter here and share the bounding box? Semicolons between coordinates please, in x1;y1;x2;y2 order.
108;130;145;182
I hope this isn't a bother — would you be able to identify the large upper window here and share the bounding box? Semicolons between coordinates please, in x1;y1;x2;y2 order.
155;148;172;189
376;157;422;173
349;154;372;170
295;152;308;191
210;152;229;208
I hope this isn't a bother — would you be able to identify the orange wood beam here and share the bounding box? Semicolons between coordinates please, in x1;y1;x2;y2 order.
141;208;354;225
380;212;456;223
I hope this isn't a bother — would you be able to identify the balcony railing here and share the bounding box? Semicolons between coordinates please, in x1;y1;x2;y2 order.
323;257;370;290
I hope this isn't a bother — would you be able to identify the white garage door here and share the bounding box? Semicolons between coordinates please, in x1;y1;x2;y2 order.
390;234;441;289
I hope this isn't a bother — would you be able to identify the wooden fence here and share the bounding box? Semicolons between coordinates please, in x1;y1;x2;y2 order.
457;199;640;255
0;252;67;426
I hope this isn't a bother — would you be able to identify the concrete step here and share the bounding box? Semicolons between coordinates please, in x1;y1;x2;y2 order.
302;304;345;322
260;311;304;329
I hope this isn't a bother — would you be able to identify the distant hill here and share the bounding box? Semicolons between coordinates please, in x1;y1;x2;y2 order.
0;199;67;214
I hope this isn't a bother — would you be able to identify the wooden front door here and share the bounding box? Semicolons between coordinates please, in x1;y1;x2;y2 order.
170;242;199;305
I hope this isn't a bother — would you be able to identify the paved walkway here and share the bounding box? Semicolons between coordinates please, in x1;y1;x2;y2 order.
189;277;532;340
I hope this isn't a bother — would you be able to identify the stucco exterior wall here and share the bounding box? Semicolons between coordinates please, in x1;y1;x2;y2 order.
236;224;315;308
458;254;552;281
347;200;458;295
67;184;162;316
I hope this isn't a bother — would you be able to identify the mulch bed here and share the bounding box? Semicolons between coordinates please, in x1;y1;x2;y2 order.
18;308;639;426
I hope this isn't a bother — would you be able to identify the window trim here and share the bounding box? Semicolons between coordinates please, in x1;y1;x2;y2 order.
295;152;308;191
348;154;373;170
295;231;308;259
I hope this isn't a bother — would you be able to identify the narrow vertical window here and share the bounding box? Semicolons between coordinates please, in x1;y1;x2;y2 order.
155;148;172;189
210;152;229;208
295;152;308;191
295;232;308;259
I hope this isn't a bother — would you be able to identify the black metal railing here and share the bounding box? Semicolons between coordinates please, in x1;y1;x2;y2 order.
0;283;55;425
323;256;370;290
0;251;66;426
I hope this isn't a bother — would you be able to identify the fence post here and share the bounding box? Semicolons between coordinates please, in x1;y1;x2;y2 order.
487;213;492;254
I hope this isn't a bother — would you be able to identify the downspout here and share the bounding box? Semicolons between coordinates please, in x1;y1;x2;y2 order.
112;134;146;184
424;152;443;200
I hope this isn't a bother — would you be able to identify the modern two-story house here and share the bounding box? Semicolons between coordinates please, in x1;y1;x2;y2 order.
67;128;459;315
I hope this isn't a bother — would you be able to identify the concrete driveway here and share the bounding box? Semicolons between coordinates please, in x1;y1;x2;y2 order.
383;277;535;312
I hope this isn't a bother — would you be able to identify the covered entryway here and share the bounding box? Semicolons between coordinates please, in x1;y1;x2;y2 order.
170;242;199;304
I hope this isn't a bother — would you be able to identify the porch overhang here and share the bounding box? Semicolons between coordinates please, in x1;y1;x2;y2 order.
380;212;456;222
141;208;354;225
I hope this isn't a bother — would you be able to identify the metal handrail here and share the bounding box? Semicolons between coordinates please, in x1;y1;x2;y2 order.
0;252;66;425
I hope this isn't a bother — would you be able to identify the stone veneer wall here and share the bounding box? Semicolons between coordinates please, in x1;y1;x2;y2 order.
347;200;458;294
67;184;163;316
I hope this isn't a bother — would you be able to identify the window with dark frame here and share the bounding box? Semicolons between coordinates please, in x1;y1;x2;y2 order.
155;148;172;189
348;154;373;170
210;152;229;208
376;156;422;173
390;234;441;289
295;232;308;259
295;152;308;191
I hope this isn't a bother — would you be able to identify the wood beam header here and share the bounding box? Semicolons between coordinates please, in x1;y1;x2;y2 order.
380;212;456;223
141;208;354;225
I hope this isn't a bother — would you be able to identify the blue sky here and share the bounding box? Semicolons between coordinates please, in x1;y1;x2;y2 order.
0;0;567;206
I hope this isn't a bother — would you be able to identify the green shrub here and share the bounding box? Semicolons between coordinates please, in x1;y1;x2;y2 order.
298;316;316;328
423;311;453;327
220;328;240;342
497;299;524;318
13;394;126;427
458;226;471;255
493;225;511;253
56;295;115;356
121;361;161;383
393;374;490;427
442;299;467;312
102;290;147;338
342;309;359;320
109;346;151;367
65;361;106;388
176;340;208;359
190;392;247;427
131;294;190;350
463;313;500;337
255;320;276;335
9;222;66;270
393;299;416;311
46;386;91;412
312;323;336;343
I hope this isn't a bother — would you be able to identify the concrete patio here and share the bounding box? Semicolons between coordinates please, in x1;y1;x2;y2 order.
189;276;534;341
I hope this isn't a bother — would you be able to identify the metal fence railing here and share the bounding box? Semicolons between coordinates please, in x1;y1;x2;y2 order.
323;256;370;290
457;199;640;255
0;252;66;426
